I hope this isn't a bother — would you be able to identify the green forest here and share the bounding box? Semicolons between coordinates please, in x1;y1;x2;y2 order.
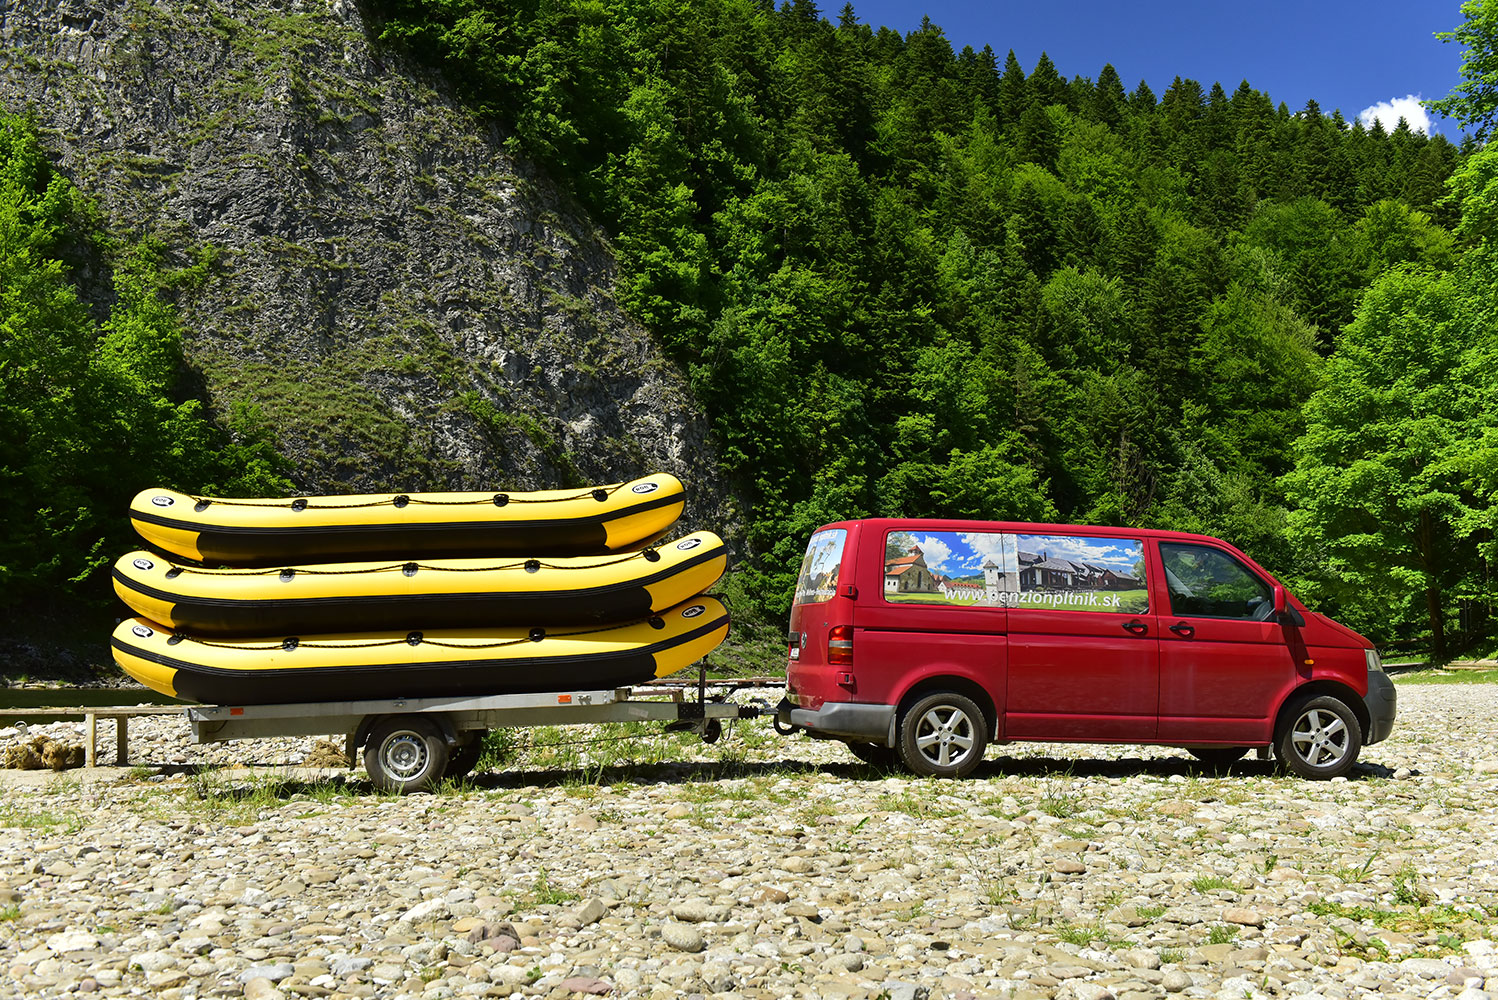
371;0;1498;659
5;0;1498;662
0;114;291;607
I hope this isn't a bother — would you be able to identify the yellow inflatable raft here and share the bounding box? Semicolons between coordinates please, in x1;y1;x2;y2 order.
129;473;685;565
112;597;731;704
111;531;726;636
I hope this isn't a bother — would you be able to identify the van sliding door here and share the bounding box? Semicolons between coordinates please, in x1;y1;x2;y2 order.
1003;533;1158;741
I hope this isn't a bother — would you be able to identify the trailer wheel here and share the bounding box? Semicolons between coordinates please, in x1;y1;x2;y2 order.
444;731;486;780
364;716;449;794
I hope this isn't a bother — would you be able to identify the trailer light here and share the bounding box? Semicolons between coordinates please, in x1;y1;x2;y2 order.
828;625;854;666
557;695;572;704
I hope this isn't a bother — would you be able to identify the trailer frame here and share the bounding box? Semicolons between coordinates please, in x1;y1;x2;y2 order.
186;675;761;792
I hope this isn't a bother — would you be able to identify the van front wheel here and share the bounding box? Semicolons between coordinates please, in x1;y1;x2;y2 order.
898;692;987;778
1276;695;1362;779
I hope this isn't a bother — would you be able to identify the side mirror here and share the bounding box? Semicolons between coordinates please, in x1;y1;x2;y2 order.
1272;585;1301;625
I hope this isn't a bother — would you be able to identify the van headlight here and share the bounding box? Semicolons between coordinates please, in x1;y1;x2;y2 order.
1365;649;1384;674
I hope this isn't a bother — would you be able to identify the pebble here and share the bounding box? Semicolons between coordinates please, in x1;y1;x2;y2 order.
243;978;286;1000
660;921;705;953
0;683;1495;1000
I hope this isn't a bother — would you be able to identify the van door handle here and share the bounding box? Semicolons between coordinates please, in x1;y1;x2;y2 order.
1169;622;1196;638
1122;620;1148;634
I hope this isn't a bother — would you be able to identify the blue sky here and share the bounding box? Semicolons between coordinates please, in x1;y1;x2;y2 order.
844;0;1468;137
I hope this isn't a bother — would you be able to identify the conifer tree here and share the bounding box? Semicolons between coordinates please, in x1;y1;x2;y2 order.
1028;52;1068;107
1093;63;1126;130
998;49;1028;128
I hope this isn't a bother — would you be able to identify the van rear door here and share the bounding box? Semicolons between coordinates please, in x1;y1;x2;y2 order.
787;526;857;710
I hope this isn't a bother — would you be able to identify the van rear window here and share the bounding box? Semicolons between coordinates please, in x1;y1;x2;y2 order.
794;529;847;604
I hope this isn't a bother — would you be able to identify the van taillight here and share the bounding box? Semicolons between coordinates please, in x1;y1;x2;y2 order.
827;625;853;666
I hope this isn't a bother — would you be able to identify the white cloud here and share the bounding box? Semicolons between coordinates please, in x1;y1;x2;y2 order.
915;534;956;574
959;531;1016;574
1017;534;1142;570
1359;95;1431;135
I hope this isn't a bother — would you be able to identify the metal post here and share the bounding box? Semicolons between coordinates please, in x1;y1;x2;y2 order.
85;712;97;768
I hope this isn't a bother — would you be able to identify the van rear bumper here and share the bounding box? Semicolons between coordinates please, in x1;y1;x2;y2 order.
776;697;895;745
1363;670;1397;745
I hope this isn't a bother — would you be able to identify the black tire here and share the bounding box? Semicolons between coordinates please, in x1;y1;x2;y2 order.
1188;746;1248;770
364;715;449;794
444;731;486;780
844;741;900;768
1275;695;1362;779
897;692;988;778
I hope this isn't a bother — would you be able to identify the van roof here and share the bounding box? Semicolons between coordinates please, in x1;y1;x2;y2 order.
814;517;1243;548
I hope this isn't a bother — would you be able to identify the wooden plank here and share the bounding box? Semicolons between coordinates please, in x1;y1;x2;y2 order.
3;706;184;718
3;706;183;767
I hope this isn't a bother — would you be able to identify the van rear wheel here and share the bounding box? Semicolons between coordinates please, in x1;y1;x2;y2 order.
1276;695;1362;779
898;692;987;778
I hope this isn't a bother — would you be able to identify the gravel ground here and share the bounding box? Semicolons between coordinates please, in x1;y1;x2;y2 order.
1;681;1496;1000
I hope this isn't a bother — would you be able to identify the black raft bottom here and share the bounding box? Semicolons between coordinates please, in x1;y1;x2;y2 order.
160;588;657;637
114;610;730;706
192;523;620;565
164;650;662;705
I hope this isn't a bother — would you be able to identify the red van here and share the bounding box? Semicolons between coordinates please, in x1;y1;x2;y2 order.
775;519;1395;779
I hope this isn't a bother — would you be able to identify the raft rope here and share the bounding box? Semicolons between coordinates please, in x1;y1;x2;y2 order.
185;483;629;511
160;547;665;578
164;613;681;651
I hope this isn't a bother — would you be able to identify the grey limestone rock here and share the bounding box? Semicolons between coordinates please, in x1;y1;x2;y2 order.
0;0;734;536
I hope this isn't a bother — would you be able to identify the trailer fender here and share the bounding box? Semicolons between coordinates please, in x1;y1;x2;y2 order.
351;712;460;756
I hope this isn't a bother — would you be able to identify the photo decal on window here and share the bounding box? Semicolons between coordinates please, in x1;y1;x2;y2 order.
794;528;848;604
884;531;1148;614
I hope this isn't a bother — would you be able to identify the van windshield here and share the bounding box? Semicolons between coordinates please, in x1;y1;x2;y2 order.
794;529;847;604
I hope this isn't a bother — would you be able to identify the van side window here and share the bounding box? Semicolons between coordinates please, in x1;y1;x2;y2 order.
1010;533;1148;613
883;530;1148;613
1159;543;1273;620
883;530;1011;606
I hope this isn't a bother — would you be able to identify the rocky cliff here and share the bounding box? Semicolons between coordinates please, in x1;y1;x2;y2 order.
0;0;734;534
